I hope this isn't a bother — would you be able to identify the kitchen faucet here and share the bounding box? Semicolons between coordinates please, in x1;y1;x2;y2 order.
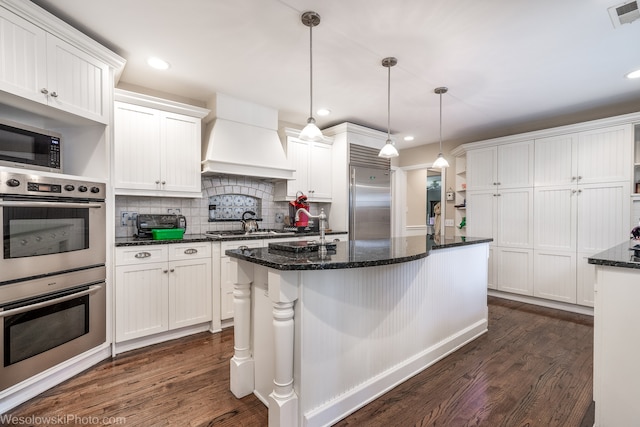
295;207;327;247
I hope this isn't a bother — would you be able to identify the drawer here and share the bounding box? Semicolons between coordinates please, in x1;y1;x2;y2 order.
116;245;168;266
169;242;211;260
220;239;264;254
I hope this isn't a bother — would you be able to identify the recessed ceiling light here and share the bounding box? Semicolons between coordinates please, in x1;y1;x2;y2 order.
403;136;415;141
147;57;170;70
316;108;331;116
625;68;640;79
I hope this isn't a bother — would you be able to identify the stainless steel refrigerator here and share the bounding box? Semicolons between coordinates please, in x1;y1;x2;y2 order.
349;165;391;240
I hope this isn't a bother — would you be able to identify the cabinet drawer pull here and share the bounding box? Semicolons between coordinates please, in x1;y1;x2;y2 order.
184;248;198;255
135;252;152;259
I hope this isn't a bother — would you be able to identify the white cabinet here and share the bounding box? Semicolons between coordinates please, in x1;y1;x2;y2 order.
113;90;209;198
275;129;333;202
115;243;212;343
0;7;109;123
535;125;632;186
533;126;632;306
534;178;630;305
466;141;533;191
467;140;534;296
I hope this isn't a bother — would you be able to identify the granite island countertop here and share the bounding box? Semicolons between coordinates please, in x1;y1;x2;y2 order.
588;240;640;270
225;235;492;271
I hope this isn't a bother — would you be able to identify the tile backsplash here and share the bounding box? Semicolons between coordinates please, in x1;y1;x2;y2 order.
115;176;291;237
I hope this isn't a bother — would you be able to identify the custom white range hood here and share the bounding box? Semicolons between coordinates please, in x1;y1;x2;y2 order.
202;93;294;180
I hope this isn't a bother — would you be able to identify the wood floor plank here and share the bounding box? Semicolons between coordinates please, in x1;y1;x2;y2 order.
3;297;594;426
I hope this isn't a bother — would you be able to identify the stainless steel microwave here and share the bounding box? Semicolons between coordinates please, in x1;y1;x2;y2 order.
0;118;62;173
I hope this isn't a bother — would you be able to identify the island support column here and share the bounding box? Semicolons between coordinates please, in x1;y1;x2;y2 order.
230;258;255;398
267;269;299;427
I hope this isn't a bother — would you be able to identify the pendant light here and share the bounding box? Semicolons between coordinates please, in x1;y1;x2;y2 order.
299;11;323;142
378;57;399;158
432;87;450;168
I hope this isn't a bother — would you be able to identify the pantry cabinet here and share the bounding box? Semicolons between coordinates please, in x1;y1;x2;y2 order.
114;90;209;198
533;127;631;305
115;243;212;343
0;6;110;123
456;117;634;310
275;129;333;202
466;141;534;296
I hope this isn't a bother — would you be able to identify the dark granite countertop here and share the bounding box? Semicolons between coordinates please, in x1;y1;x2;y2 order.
225;235;492;271
588;240;640;270
114;230;348;247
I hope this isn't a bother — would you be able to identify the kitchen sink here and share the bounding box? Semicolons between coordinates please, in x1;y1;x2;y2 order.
206;230;296;238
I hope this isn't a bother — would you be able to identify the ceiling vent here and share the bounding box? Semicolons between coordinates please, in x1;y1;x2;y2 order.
608;1;640;28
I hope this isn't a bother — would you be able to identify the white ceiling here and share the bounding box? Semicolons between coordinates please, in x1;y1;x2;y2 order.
31;0;640;149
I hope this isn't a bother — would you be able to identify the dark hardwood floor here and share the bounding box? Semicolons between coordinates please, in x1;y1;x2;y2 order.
2;297;594;426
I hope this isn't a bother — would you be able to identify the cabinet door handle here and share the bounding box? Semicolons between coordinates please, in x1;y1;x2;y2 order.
578;176;582;180
40;88;48;95
161;181;166;185
184;248;198;255
571;176;577;181
50;92;58;98
170;268;175;273
155;180;160;184
163;269;169;274
135;252;152;258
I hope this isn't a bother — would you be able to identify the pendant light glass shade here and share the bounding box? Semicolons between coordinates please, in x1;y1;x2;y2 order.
300;118;323;142
433;87;450;168
433;153;449;168
379;57;399;158
379;139;399;158
300;11;323;142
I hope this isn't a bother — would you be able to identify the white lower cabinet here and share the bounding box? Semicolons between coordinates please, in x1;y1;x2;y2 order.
533;181;629;306
496;248;533;295
533;250;577;303
115;243;212;343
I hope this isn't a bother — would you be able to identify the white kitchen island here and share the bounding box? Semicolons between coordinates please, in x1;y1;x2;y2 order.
589;241;640;427
226;236;491;427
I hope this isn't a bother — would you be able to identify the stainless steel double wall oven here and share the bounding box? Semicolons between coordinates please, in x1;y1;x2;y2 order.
0;170;106;390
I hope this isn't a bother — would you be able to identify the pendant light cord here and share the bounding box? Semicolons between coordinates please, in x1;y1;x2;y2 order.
387;63;391;141
309;23;314;119
439;90;443;152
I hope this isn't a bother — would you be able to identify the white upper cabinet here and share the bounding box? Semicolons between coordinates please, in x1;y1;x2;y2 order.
466;147;497;190
275;130;333;202
0;7;47;102
113;90;209;198
535;125;632;186
576;125;632;184
0;7;110;123
45;35;109;123
467;140;533;190
534;134;578;186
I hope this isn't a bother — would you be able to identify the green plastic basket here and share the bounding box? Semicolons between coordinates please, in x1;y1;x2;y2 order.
151;228;185;240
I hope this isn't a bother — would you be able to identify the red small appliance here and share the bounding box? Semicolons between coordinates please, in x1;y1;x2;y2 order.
289;191;310;229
